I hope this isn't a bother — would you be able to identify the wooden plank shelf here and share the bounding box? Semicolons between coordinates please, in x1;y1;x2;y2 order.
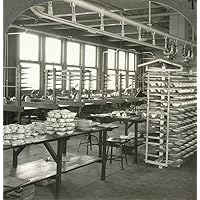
3;104;24;112
81;99;106;105
4;154;101;193
21;101;59;109
57;100;84;107
105;98;125;104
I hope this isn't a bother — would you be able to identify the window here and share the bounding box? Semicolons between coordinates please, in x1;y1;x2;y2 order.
107;70;116;90
66;67;80;90
119;71;126;89
129;53;136;71
84;68;97;90
118;51;125;70
20;62;40;90
20;33;39;61
45;65;62;89
85;45;96;67
45;37;61;63
67;42;80;66
107;49;115;69
128;71;135;88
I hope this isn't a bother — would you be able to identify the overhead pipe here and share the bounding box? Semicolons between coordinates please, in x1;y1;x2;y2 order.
148;1;152;27
63;0;196;47
31;5;166;51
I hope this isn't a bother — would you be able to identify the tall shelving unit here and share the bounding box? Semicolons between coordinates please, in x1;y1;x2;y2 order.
3;65;24;124
142;60;197;168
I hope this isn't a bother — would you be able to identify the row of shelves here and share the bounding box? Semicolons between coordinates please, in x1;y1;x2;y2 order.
144;60;197;168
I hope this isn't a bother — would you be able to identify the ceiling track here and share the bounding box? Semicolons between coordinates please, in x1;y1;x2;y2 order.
62;0;196;47
31;5;165;51
30;0;196;52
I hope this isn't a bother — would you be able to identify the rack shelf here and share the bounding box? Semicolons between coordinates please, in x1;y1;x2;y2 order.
144;60;197;168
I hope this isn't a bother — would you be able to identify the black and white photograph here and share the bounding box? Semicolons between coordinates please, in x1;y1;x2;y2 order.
3;0;197;200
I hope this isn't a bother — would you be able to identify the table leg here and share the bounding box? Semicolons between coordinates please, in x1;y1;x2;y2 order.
17;112;21;124
63;139;67;156
120;145;124;169
98;131;102;158
55;139;64;200
28;112;31;123
12;146;26;168
134;122;138;164
78;107;82;118
125;122;128;136
12;149;18;168
101;130;107;180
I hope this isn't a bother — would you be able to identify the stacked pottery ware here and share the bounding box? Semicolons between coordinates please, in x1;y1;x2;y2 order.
3;122;47;146
45;109;77;136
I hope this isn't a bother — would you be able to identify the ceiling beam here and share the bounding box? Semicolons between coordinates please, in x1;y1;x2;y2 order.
21;12;175;28
52;19;169;30
54;5;164;17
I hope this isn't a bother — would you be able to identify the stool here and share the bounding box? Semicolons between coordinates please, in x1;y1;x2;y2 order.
106;138;128;169
78;133;99;154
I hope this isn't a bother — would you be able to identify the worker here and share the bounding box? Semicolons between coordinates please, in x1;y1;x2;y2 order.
69;87;78;99
47;88;53;100
82;88;89;99
111;85;119;97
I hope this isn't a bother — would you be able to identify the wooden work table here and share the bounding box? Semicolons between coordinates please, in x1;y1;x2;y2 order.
4;126;116;200
88;114;146;164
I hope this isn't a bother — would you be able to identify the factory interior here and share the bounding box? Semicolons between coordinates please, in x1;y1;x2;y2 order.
3;0;197;200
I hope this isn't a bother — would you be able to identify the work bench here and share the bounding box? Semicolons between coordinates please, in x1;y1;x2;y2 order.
4;126;116;200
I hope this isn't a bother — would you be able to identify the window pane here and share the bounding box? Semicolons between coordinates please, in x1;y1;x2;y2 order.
66;67;80;90
21;62;40;90
119;71;126;89
67;42;80;65
85;45;96;67
107;70;116;90
45;65;62;89
45;37;61;63
84;68;97;90
118;51;125;70
129;53;135;71
128;71;135;88
107;49;115;69
20;33;39;61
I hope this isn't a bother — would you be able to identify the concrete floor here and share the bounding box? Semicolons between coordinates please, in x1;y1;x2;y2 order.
3;122;197;200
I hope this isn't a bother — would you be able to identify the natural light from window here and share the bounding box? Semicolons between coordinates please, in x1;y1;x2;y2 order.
45;65;62;89
45;37;61;63
119;71;126;89
128;71;135;87
107;49;115;69
67;42;80;66
107;70;116;90
84;68;97;90
20;62;40;90
118;51;125;70
66;67;80;90
20;33;39;61
129;53;135;71
85;45;96;67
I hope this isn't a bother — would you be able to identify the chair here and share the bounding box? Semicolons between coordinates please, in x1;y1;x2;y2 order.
106;137;129;169
78;133;99;154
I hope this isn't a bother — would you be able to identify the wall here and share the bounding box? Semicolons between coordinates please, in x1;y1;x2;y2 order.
5;35;19;96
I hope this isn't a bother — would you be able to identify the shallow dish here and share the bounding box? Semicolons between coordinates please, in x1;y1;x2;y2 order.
56;132;66;136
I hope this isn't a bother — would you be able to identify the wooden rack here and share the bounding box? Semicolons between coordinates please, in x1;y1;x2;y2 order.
144;61;196;168
3;65;24;124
